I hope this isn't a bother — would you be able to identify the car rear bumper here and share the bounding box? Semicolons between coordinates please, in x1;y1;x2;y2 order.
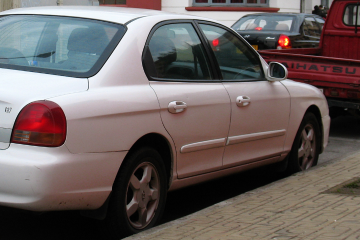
0;144;125;211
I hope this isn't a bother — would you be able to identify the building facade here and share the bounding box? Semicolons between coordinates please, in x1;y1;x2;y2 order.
1;0;331;26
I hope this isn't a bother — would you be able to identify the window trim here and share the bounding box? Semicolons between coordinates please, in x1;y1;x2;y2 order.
192;0;269;8
185;6;279;12
98;0;126;5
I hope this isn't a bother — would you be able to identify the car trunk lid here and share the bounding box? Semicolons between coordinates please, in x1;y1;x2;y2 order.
0;68;88;149
238;31;284;50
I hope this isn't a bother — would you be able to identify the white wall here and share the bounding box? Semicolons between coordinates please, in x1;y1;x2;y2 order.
162;0;304;27
15;0;98;8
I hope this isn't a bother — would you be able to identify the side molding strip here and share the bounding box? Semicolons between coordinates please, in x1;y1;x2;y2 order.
181;138;226;153
227;129;286;146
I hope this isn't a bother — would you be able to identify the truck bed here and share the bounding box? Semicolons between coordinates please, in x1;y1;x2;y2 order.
258;48;360;108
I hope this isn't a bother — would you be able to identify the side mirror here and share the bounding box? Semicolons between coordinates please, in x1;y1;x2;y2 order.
267;62;288;81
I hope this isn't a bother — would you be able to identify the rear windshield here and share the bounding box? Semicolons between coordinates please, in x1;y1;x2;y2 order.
0;15;126;77
343;4;360;26
232;15;294;32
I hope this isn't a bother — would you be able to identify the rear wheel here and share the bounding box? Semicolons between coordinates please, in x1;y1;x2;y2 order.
105;147;167;239
287;112;321;173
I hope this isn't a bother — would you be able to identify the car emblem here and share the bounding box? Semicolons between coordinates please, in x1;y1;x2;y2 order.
5;107;12;113
244;35;250;38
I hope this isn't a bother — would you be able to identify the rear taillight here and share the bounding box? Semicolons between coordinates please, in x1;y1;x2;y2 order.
277;34;291;49
11;101;66;147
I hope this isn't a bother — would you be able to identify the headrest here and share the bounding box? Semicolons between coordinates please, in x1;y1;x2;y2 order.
245;23;259;30
149;36;177;64
67;27;108;55
275;24;290;31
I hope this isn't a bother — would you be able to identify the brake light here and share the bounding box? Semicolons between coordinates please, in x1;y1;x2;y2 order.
255;27;263;31
11;101;66;147
212;38;219;47
277;34;291;49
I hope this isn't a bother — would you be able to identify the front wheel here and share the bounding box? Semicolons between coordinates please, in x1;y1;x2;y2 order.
287;112;321;173
105;147;167;239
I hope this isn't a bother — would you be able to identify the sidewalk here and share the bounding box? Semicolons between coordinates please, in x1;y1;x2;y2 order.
125;152;360;240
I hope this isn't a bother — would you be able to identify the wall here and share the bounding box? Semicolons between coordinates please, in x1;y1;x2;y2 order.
162;0;302;27
0;0;99;11
1;0;15;11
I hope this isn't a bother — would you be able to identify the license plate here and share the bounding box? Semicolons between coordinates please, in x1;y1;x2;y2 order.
252;45;258;50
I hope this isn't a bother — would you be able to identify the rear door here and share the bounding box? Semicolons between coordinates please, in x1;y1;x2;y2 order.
197;22;291;167
143;21;231;178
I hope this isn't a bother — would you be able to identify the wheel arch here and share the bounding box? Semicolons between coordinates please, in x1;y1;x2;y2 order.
124;133;174;189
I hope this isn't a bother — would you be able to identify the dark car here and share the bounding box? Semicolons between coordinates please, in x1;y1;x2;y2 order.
231;13;325;50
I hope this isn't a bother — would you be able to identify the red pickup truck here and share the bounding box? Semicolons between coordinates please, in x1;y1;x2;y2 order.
258;0;360;117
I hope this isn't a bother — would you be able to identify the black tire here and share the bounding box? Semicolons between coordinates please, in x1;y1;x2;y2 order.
287;112;321;174
104;147;167;239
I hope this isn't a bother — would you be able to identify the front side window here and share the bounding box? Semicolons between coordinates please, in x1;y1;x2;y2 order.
146;23;212;81
232;15;294;32
193;0;268;7
0;15;125;77
343;4;360;26
199;24;264;81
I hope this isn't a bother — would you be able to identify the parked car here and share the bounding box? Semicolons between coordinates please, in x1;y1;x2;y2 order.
0;6;329;239
232;13;325;50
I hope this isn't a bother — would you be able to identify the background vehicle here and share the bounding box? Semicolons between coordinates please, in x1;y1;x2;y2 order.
0;6;329;239
232;13;325;50
258;0;360;118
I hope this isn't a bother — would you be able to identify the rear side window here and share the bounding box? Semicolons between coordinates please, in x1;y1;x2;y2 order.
145;23;212;81
232;15;294;32
303;17;321;37
0;15;126;77
343;4;360;26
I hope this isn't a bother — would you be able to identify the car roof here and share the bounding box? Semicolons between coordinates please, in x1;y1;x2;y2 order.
0;6;206;25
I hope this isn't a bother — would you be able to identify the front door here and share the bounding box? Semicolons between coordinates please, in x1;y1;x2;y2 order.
198;23;291;167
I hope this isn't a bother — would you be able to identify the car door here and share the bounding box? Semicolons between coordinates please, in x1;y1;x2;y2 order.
143;22;231;178
197;23;291;167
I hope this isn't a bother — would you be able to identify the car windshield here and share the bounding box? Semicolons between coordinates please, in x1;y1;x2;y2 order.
0;15;126;77
232;15;295;32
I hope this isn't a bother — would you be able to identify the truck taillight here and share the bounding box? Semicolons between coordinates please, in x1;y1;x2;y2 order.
277;34;291;49
11;101;66;147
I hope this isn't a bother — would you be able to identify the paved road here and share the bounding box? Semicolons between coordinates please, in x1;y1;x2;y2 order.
0;115;359;239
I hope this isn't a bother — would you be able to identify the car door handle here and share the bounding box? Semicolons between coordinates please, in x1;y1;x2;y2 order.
168;101;187;113
236;96;251;107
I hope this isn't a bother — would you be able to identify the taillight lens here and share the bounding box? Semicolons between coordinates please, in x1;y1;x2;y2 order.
11;101;66;147
277;34;291;49
212;38;219;47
